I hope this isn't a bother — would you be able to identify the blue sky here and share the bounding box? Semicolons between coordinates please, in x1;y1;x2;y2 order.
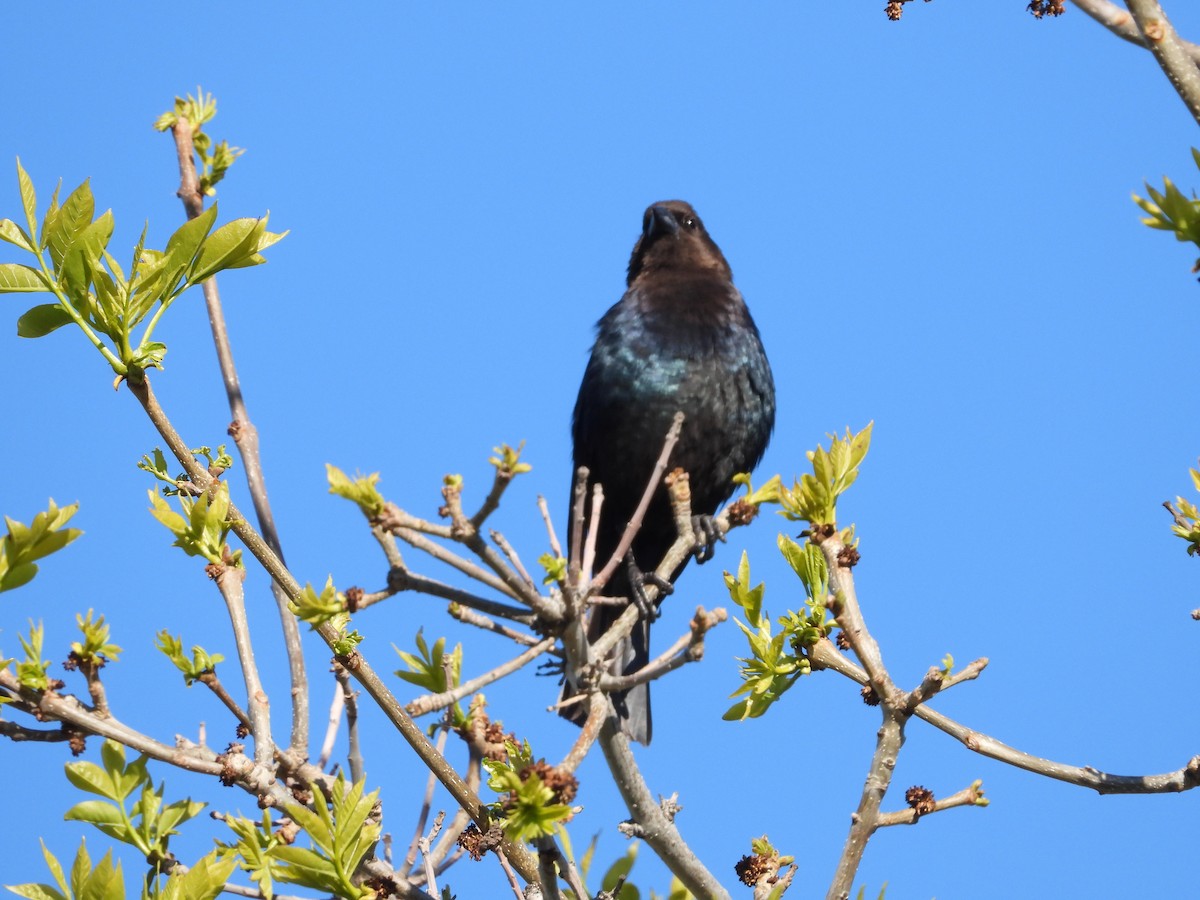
3;3;1200;898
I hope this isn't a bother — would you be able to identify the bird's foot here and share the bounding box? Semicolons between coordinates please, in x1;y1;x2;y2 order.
691;514;725;564
625;549;672;621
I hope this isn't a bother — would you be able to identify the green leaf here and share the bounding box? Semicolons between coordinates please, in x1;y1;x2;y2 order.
64;799;129;841
326;465;385;517
41;839;70;897
163;204;217;281
163;852;236;900
0;217;36;253
64;760;118;801
3;883;66;899
189;216;265;282
0;263;47;292
16;157;38;240
45;180;94;273
17;303;73;338
1;501;83;593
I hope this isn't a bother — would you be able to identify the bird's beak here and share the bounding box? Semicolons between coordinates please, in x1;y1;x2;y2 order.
644;204;679;239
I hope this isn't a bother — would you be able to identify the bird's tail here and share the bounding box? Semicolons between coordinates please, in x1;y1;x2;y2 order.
558;601;652;745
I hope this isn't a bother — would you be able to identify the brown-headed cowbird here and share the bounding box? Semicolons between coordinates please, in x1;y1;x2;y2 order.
563;200;775;744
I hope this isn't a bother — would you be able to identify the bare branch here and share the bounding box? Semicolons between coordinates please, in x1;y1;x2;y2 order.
807;638;1200;794
598;717;730;900
1070;0;1200;61
402;725;450;879
875;780;987;828
214;565;273;768
558;693;607;775
387;566;539;624
589;412;684;594
0;720;72;743
334;663;363;783
491;528;537;591
166;117;307;754
1125;0;1200;125
539;494;565;562
315;675;344;771
448;604;550;647
597;607;726;692
197;670;253;731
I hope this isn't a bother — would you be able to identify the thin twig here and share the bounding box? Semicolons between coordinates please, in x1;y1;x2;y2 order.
558;695;606;775
589;413;684;593
596;607;726;692
539;494;564;561
387;567;539;624
806;638;1200;794
167;116;307;754
491;528;537;590
875;780;987;827
0;668;288;803
497;849;526;899
213;565;274;768
406;637;556;717
402;726;451;879
316;676;344;771
0;721;72;742
197;671;253;730
418;810;447;895
535;835;565;900
335;663;363;783
448;604;549;647
818;533;904;900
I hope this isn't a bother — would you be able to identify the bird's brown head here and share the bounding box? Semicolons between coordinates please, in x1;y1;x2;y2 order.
626;200;733;286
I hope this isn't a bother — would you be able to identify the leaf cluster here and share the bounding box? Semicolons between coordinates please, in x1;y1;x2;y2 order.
289;577;362;655
1170;467;1200;555
62;740;206;871
724;486;844;720
69;610;122;667
0;500;82;593
394;630;466;725
154;631;225;686
327;464;386;518
147;483;240;567
6;838;236;900
153;89;244;197
0;160;283;377
1133;149;1200;274
488;441;533;478
774;423;873;525
219;774;381;899
15;620;54;691
483;740;573;842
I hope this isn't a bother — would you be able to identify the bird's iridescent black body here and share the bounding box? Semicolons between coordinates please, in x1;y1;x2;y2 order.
565;201;775;744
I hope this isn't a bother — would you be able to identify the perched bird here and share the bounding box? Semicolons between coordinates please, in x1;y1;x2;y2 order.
563;200;775;744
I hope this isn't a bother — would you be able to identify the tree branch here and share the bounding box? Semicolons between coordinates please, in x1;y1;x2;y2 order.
1069;0;1200;61
807;638;1200;794
1125;0;1200;125
213;564;273;768
167;116;308;754
598;715;730;900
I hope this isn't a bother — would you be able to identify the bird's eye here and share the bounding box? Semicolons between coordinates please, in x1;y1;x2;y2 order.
683;216;697;229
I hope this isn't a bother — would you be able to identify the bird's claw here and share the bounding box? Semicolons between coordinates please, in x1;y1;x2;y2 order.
691;514;724;564
625;550;671;621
